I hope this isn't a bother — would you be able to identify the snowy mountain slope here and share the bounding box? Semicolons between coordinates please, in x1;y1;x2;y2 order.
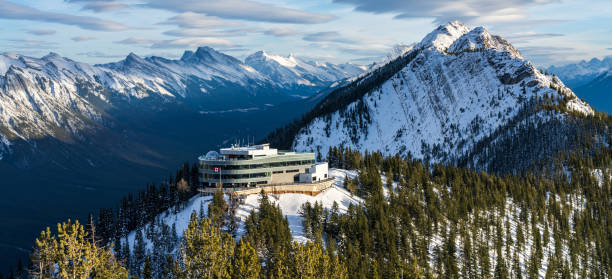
245;51;365;96
548;56;612;88
122;168;362;253
0;47;365;160
288;21;593;169
118;166;591;279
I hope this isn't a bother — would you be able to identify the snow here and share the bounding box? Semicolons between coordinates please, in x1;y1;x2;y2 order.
121;165;590;278
237;184;362;242
547;56;612;86
0;47;363;143
418;21;471;51
293;21;594;164
244;50;365;90
124;168;362;252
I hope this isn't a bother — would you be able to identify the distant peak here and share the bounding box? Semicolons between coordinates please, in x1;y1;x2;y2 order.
251;50;267;58
180;46;219;62
195;46;218;56
180;50;194;61
126;52;141;60
181;46;240;65
43;52;62;59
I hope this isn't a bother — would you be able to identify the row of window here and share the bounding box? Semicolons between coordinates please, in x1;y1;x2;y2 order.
201;172;270;180
201;160;314;170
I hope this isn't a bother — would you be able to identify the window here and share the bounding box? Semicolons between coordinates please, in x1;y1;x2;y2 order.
286;169;299;173
273;170;283;174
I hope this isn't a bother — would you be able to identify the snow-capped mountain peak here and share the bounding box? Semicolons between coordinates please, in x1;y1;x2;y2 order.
244;50;365;92
418;20;471;51
447;26;523;58
288;21;594;171
246;50;299;68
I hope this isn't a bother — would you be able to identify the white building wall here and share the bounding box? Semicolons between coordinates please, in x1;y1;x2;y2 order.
299;162;329;183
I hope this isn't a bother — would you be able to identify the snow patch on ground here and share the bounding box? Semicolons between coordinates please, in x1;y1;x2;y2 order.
124;168;363;251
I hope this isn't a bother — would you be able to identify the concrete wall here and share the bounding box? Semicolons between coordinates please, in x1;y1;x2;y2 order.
269;171;300;184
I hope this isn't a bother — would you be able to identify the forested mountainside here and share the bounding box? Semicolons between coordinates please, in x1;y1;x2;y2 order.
21;145;612;279
265;21;608;174
0;46;363;272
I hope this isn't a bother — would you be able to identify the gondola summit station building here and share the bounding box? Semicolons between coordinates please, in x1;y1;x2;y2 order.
199;143;328;188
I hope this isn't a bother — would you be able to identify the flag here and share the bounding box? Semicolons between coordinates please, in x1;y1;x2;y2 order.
214;167;220;172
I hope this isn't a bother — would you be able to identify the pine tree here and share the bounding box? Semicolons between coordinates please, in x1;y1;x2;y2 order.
461;229;474;279
142;256;153;279
443;226;459;278
31;219;128;279
133;229;146;276
209;190;228;228
121;238;131;272
232;239;260;279
172;212;235;278
30;227;57;279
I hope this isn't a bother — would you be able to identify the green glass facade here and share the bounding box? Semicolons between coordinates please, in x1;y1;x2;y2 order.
199;152;315;188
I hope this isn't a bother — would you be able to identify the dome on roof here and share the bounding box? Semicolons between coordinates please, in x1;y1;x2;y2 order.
205;151;220;160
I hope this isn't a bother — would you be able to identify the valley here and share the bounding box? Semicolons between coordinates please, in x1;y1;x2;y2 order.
0;14;610;279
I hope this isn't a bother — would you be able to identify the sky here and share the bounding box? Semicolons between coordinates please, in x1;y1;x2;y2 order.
0;0;610;67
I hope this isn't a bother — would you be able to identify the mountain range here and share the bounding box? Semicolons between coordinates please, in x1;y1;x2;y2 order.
547;56;611;113
547;56;612;88
2;20;611;274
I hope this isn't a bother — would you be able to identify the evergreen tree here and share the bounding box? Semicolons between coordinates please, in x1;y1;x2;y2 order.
171;212;234;278
133;229;146;276
142;256;153;279
209;190;228;228
30;219;128;279
232;239;260;279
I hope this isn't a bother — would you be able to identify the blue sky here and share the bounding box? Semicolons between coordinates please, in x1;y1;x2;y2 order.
0;0;610;66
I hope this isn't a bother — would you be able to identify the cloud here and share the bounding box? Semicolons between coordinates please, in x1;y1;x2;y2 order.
25;29;56;35
336;44;390;56
163;28;253;37
4;38;58;49
80;1;130;13
505;32;564;43
116;36;235;49
263;28;300;37
0;0;128;31
115;37;159;45
160;12;242;28
333;0;556;24
77;51;124;58
151;37;234;49
303;31;356;44
146;0;334;24
520;46;587;66
71;35;96;42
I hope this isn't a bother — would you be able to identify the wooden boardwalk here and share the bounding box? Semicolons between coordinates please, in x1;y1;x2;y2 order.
198;178;335;196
